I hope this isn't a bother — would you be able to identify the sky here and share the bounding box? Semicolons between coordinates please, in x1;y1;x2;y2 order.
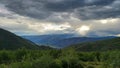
0;0;120;37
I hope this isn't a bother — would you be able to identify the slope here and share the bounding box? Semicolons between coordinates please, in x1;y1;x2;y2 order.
0;28;39;50
68;37;120;51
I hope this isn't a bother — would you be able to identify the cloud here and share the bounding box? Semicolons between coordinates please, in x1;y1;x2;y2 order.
85;18;120;36
45;0;114;12
2;0;52;19
28;22;72;33
0;0;118;20
0;14;73;35
76;25;90;36
0;0;120;36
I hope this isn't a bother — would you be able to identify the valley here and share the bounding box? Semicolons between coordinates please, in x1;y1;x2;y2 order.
0;28;119;68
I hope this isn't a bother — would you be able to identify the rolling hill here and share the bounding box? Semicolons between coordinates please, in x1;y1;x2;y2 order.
0;28;41;50
68;37;120;51
23;34;115;48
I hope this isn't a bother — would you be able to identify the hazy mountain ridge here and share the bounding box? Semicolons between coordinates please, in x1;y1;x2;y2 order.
23;34;115;48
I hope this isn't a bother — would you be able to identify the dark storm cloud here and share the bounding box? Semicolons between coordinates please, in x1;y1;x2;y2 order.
0;0;119;20
1;0;52;19
75;5;120;20
45;0;115;12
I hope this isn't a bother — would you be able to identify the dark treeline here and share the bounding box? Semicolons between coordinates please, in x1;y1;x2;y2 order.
0;48;119;68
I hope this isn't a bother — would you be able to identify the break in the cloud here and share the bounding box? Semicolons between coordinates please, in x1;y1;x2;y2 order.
0;0;120;36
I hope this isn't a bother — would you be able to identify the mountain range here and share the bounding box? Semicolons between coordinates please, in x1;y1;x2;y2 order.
23;34;115;48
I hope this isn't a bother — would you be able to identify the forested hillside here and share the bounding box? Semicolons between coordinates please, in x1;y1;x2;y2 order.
68;37;120;51
0;28;39;50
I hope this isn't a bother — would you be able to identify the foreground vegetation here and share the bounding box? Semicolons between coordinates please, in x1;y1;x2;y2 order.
0;48;119;68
